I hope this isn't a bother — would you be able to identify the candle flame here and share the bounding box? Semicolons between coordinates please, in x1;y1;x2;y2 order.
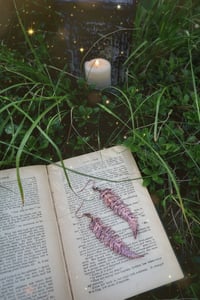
95;59;100;67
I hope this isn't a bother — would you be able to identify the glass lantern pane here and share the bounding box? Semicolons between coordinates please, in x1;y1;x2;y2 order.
55;0;136;85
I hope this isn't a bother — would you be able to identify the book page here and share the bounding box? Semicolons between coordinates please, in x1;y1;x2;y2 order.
48;145;183;300
0;166;72;300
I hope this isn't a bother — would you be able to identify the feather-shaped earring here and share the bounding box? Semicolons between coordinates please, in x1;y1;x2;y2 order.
92;185;138;239
82;213;143;259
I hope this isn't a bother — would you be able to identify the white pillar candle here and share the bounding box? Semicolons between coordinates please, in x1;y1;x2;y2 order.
84;58;111;90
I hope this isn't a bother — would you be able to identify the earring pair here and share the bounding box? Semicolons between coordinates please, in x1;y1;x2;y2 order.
76;182;142;259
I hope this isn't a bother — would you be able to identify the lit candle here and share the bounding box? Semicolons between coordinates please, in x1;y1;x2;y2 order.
84;58;111;90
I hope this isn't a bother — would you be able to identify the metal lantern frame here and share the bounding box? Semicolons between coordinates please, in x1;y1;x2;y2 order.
55;0;136;85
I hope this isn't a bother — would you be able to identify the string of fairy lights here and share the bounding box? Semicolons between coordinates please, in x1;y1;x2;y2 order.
1;1;126;58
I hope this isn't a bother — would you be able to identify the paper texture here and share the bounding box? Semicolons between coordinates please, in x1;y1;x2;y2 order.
48;145;183;300
0;166;72;300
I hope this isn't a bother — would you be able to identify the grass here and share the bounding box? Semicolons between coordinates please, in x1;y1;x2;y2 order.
0;0;200;298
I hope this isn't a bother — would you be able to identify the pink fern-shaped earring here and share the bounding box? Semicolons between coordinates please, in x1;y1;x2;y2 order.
91;183;138;239
75;201;143;259
83;213;143;259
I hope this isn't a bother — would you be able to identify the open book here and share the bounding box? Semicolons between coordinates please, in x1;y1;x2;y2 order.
0;145;183;299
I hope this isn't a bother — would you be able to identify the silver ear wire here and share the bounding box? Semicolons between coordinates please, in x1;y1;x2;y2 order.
75;199;85;218
78;179;95;193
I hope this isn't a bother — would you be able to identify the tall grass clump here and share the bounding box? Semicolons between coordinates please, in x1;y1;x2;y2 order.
0;0;200;298
100;0;200;298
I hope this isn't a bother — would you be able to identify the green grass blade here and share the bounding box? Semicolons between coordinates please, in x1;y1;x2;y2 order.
10;99;71;204
154;87;167;142
188;46;200;122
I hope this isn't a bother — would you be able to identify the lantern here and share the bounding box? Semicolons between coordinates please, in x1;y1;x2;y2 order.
54;0;136;86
